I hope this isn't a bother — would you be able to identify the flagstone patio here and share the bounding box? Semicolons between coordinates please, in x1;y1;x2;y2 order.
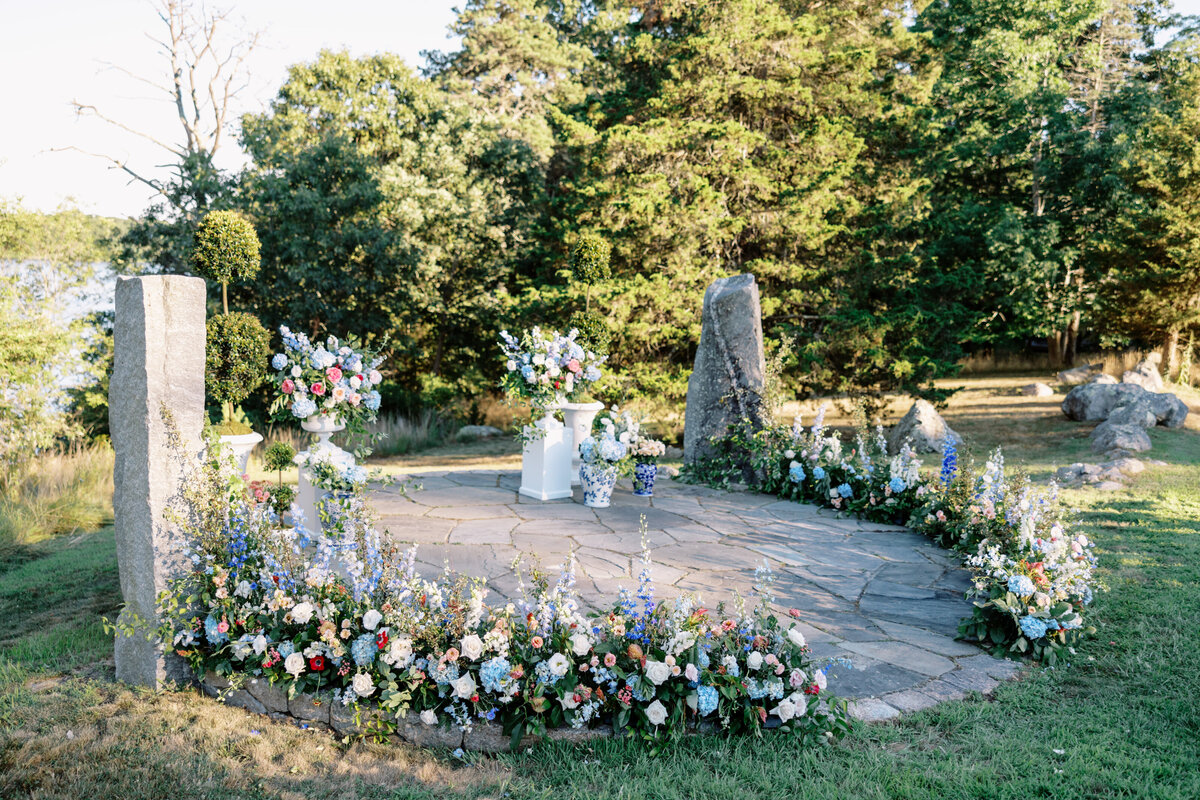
370;469;1021;721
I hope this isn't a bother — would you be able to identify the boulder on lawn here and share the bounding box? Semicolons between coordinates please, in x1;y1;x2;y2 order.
1106;401;1157;429
456;424;504;441
1089;373;1118;385
1021;382;1054;397
1057;363;1104;385
1147;392;1189;429
888;399;962;454
1122;354;1165;392
1089;420;1152;454
1062;382;1148;421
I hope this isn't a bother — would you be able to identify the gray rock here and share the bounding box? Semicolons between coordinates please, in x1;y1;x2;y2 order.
111;276;207;688
456;425;504;441
1147;392;1189;428
888;399;962;454
1020;382;1054;397
1107;402;1157;429
1089;421;1151;454
683;274;768;468
1089;373;1118;384
1062;382;1150;422
1057;363;1103;385
1122;356;1165;392
846;698;900;722
1093;481;1125;491
287;692;331;726
396;719;464;750
246;678;289;714
1103;457;1144;476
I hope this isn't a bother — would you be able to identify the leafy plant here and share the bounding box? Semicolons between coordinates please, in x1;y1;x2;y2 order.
190;210;261;314
205;312;270;432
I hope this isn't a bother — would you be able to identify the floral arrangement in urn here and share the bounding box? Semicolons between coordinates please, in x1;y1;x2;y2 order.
268;326;385;437
498;327;605;413
140;432;851;750
578;430;630;507
630;436;666;497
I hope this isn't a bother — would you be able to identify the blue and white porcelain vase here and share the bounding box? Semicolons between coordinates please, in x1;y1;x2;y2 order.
580;462;618;508
632;461;657;497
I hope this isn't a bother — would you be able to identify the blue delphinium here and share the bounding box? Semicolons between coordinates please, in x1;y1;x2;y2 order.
888;476;907;493
696;684;719;716
939;439;958;484
351;633;377;666
1007;575;1036;597
836;483;853;498
789;463;806;483
812;466;826;480
1019;615;1049;640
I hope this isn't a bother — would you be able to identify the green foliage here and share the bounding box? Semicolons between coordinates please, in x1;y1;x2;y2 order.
205;312;270;406
570;233;611;285
567;310;610;355
263;441;296;474
190;210;261;287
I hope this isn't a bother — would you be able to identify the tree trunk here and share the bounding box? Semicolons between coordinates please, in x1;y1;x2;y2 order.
1065;310;1080;366
1048;331;1065;368
1164;327;1180;380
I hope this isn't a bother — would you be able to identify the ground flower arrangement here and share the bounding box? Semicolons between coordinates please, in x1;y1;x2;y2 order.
152;434;852;750
688;408;1102;664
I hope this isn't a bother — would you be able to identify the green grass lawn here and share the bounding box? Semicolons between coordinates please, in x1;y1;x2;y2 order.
2;378;1199;799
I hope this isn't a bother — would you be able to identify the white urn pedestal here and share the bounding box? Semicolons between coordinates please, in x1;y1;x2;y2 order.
519;410;573;501
219;431;263;475
296;414;347;533
560;401;604;485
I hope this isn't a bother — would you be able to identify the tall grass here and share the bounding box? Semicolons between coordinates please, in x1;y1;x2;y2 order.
0;444;114;548
958;347;1163;377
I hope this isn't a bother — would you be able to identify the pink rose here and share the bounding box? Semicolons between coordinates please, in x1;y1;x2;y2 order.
349;393;361;406
326;366;343;383
567;359;582;374
311;382;326;396
281;378;295;394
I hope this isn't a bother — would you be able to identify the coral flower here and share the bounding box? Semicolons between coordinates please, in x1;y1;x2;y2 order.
311;382;326;396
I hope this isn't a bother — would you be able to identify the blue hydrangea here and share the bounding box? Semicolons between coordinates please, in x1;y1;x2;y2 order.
291;396;317;419
696;684;719;716
597;434;627;462
766;680;785;700
789;463;806;483
626;675;655;702
1018;615;1049;641
1007;575;1036;597
888;476;907;493
363;391;381;412
812;466;826;480
480;657;512;694
203;614;228;645
697;649;710;669
276;641;295;658
430;660;460;685
351;634;377;667
746;678;768;700
271;353;288;370
837;483;853;498
534;660;564;686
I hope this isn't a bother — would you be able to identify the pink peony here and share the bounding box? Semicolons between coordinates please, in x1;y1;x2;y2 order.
326;366;343;383
349;393;362;406
217;620;229;634
567;358;582;374
281;378;295;394
311;382;326;396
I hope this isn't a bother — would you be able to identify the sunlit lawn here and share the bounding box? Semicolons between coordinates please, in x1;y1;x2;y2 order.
2;376;1198;799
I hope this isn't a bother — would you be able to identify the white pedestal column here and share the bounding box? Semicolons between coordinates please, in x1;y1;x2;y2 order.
295;414;346;534
560;401;604;485
519;410;574;501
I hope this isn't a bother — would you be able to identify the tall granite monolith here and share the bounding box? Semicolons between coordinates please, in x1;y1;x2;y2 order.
683;274;767;468
110;275;206;687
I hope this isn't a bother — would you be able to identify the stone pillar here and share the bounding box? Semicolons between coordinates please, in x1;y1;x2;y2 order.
683;274;767;467
110;275;206;687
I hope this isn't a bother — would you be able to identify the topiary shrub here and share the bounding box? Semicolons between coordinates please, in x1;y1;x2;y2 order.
263;441;296;474
191;210;261;313
571;233;612;286
568;309;611;356
206;312;270;430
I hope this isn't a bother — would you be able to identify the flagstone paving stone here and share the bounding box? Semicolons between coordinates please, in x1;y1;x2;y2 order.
368;470;1022;717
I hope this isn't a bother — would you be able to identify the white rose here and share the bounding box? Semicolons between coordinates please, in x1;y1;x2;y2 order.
291;602;314;624
559;693;580;710
420;709;437;726
815;670;827;691
787;628;806;648
747;651;764;671
368;370;382;384
284;652;305;677
352;672;375;697
790;692;809;717
773;698;796;723
461;634;485;661
547;653;570;677
570;633;591;657
362;609;382;630
644;660;672;686
785;449;796;460
252;634;268;655
350;375;362;389
291;365;302;377
644;699;668;726
386;637;413;666
452;673;477;700
685;663;699;682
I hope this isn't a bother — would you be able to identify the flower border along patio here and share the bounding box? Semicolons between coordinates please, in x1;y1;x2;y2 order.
143;427;851;752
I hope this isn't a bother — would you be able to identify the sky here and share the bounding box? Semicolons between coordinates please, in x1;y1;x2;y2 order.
2;0;1199;220
0;0;460;218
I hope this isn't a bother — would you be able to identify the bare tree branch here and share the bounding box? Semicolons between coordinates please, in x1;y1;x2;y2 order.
49;145;166;196
68;101;183;157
